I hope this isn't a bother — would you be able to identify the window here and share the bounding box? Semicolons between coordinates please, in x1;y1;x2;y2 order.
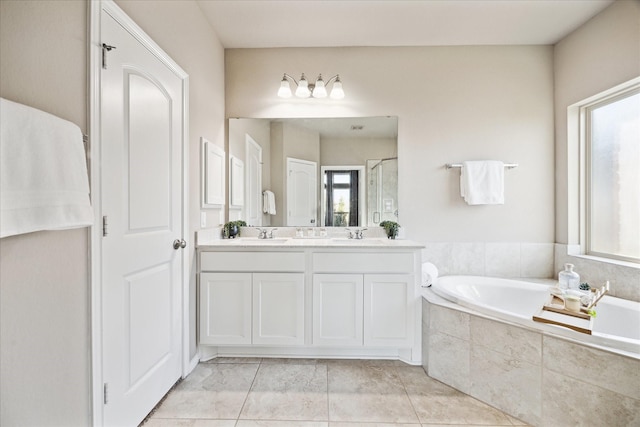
324;170;359;226
583;85;640;263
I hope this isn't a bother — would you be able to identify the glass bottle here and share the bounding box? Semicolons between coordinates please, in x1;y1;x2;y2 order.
558;263;580;290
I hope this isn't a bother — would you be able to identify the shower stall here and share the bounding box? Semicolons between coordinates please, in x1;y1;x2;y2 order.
367;157;398;226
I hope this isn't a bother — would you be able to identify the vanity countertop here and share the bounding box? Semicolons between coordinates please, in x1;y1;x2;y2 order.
197;236;424;249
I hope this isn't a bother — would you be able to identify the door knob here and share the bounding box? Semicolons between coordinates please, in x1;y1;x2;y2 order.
173;239;187;250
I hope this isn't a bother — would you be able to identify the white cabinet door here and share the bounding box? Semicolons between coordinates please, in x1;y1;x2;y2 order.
364;274;413;347
200;273;252;345
313;274;364;346
253;273;305;345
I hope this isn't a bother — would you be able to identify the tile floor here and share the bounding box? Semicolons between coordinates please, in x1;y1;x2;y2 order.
142;358;529;427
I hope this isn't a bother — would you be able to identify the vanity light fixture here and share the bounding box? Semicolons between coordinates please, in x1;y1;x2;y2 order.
278;73;345;99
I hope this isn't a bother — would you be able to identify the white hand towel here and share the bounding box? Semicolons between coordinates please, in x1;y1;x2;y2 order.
421;262;439;288
262;190;276;215
460;160;504;205
1;98;93;238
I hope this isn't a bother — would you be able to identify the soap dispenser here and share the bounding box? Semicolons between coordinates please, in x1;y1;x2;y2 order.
558;263;580;290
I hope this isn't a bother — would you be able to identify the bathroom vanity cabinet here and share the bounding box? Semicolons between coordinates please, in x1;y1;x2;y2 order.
197;237;424;364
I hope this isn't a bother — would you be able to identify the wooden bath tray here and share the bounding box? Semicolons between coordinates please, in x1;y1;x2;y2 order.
532;295;594;335
542;295;591;319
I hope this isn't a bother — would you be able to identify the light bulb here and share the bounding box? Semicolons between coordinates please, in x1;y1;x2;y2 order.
312;74;327;98
278;76;292;98
330;76;344;99
295;73;311;98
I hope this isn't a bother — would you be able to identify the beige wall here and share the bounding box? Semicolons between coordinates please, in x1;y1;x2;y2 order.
226;46;555;243
0;1;91;426
0;1;224;425
554;0;640;244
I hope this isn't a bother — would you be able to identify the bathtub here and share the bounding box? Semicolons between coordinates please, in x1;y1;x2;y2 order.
431;275;640;357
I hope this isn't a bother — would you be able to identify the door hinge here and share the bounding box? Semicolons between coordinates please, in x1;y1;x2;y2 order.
101;43;116;69
103;382;109;405
102;215;108;237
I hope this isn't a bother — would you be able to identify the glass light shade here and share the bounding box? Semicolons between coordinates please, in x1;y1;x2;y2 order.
312;75;327;98
330;79;345;99
278;79;292;98
295;74;311;98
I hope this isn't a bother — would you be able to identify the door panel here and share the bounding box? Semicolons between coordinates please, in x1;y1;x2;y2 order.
127;71;172;231
127;263;172;384
286;158;317;226
199;272;252;345
253;273;305;345
313;274;364;346
363;274;413;347
246;135;262;225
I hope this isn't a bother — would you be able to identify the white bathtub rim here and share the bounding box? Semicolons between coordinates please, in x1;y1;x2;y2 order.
423;281;640;361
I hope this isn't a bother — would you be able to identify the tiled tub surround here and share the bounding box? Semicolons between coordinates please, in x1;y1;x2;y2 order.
422;242;556;279
421;241;640;302
422;291;640;426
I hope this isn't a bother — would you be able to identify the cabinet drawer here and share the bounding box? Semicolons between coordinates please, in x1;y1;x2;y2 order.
313;252;414;274
200;251;305;272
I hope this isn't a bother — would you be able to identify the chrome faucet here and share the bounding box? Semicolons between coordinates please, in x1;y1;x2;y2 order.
256;227;277;239
347;228;367;239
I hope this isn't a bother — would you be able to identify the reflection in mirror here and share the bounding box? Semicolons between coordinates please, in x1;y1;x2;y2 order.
227;117;398;227
201;137;225;208
367;157;398;225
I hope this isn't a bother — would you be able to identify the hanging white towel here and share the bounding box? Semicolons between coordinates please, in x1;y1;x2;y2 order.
262;190;276;215
460;160;504;205
0;98;93;238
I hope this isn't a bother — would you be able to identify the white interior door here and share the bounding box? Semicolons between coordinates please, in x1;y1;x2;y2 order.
286;157;317;226
245;135;262;226
100;7;185;426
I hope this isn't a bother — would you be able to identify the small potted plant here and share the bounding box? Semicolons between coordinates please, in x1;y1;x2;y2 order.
379;220;400;239
223;220;247;239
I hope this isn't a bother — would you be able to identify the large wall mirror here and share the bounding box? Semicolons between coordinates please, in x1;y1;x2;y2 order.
228;117;398;227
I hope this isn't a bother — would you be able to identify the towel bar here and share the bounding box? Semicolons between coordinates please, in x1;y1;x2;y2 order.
445;163;518;169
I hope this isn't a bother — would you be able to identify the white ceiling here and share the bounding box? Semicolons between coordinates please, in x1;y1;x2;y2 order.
196;0;614;49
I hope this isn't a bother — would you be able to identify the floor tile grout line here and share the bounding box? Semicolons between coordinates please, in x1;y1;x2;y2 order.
326;362;331;423
394;365;423;425
233;360;262;426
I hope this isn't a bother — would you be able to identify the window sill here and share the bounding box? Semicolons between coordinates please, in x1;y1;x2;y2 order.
565;245;640;269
